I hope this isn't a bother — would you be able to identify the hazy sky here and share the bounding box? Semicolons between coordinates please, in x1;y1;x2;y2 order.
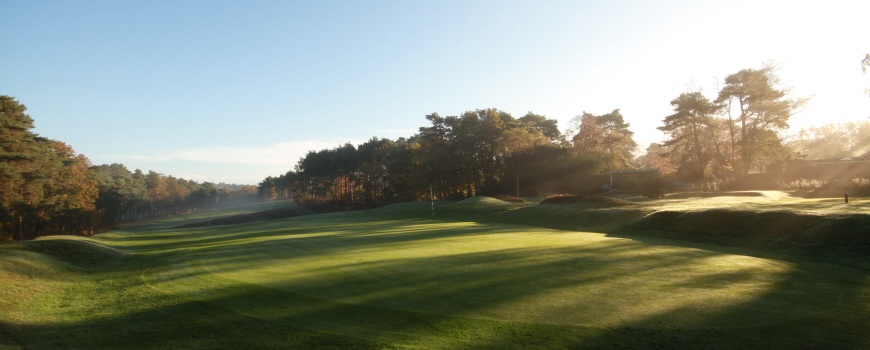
3;0;869;184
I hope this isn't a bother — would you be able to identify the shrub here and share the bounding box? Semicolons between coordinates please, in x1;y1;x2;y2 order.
785;179;823;191
618;174;668;198
620;177;642;195
640;175;669;199
786;178;870;198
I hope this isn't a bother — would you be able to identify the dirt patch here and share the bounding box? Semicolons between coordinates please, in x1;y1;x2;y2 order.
540;194;635;207
174;208;298;228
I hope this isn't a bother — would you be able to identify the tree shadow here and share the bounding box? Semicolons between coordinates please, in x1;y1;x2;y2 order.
16;210;867;349
0;298;390;349
110;217;870;348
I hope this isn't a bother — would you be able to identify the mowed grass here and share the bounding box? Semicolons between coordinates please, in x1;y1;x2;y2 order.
641;190;870;214
2;197;869;349
117;200;317;232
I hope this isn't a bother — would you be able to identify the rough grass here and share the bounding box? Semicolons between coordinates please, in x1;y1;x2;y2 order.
2;195;869;349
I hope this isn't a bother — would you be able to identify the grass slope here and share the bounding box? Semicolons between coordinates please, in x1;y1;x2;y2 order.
380;193;870;265
117;200;315;232
2;196;869;349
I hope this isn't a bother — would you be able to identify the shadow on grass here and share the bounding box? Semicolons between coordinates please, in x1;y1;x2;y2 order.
11;253;865;349
114;200;302;233
107;217;870;349
12;208;869;349
0;299;390;350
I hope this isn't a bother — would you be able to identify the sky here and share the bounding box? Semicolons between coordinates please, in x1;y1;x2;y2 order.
3;0;869;184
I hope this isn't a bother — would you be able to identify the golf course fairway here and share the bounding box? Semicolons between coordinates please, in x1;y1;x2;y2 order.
2;199;869;349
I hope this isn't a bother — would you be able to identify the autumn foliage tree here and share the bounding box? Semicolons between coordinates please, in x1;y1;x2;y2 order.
0;96;99;240
1;95;254;241
568;109;637;171
91;164;247;225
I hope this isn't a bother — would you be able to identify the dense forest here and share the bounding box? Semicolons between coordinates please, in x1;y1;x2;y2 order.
0;96;257;241
258;63;869;210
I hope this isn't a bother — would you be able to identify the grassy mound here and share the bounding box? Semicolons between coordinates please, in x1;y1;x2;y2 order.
0;235;385;350
377;195;869;263
665;191;766;199
255;207;300;220
452;196;503;205
0;237;125;280
540;194;636;207
491;195;526;202
174;207;298;228
119;200;301;232
29;237;127;268
628;209;870;259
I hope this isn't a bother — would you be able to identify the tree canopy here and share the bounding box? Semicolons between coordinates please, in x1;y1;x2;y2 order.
261;108;611;210
0;95;256;241
714;63;808;177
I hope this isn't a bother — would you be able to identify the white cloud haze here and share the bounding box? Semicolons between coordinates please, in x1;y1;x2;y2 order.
95;140;362;184
103;140;346;166
372;128;418;136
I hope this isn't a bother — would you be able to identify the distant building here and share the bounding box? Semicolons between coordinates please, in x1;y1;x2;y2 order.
808;151;870;180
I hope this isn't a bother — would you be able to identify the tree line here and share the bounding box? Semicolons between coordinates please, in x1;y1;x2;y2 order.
3;62;862;238
261;63;868;209
0;96;256;241
258;109;620;208
259;107;642;210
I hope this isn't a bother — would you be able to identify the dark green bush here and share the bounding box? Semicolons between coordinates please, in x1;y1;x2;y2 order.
618;175;668;198
640;174;669;198
620;177;641;195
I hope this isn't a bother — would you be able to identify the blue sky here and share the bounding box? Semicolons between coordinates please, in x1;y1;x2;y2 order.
3;0;869;184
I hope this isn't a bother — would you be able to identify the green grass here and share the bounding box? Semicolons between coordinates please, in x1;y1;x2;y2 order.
116;200;315;232
2;196;869;349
